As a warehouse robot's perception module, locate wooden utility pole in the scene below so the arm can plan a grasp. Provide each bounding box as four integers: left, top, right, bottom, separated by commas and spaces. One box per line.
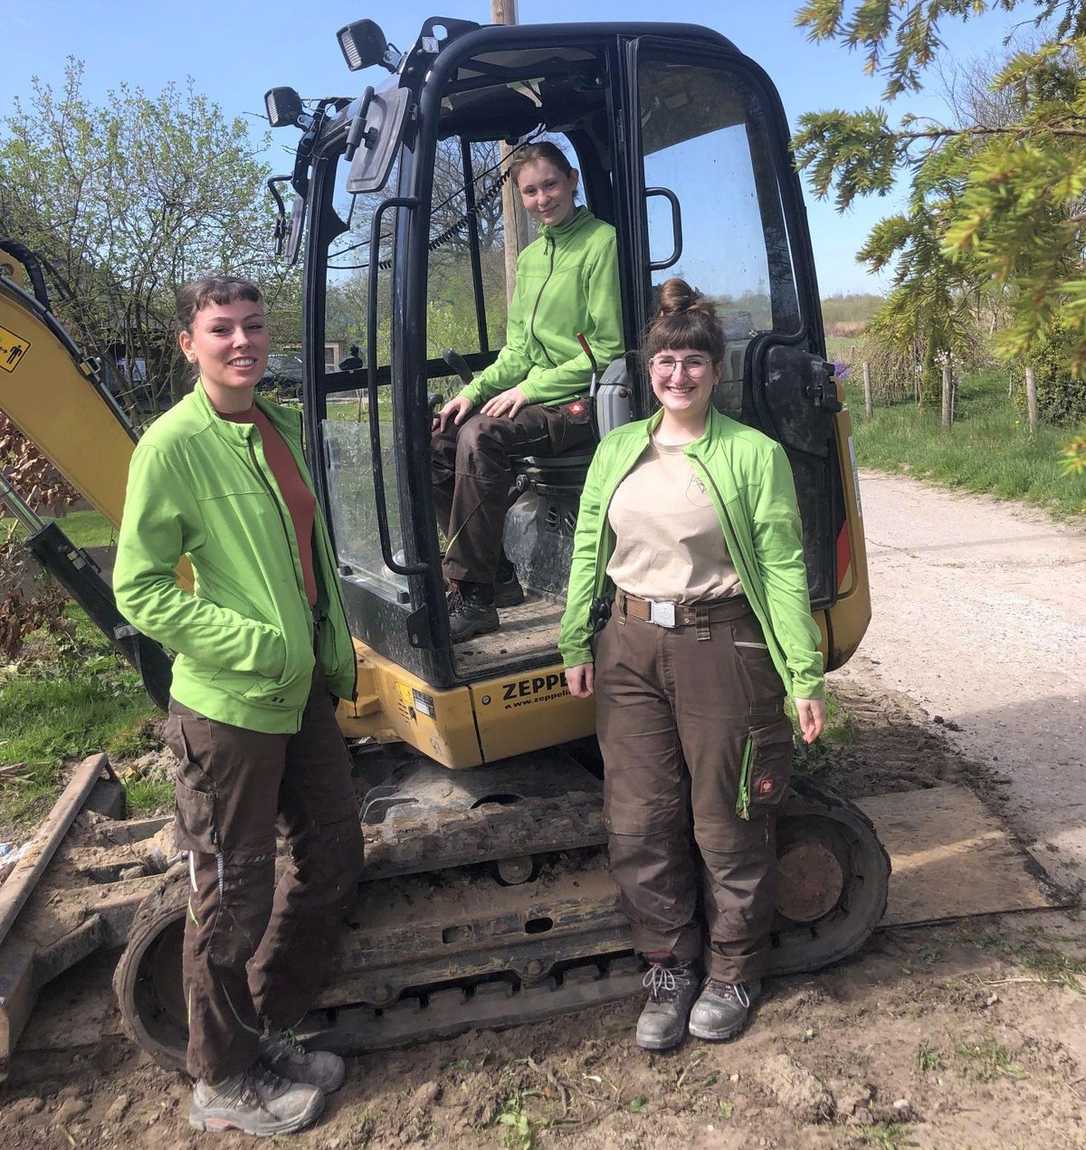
862, 362, 873, 419
941, 358, 953, 428
493, 0, 530, 304
1025, 365, 1038, 434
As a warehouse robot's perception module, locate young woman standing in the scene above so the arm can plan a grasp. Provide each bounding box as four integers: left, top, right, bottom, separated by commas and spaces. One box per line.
114, 277, 363, 1135
431, 140, 623, 641
560, 279, 826, 1051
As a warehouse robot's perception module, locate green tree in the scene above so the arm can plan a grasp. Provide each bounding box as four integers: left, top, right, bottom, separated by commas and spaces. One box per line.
0, 59, 287, 416
793, 1, 1086, 382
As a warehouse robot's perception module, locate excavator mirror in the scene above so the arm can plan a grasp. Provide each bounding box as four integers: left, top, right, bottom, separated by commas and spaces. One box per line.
264, 86, 304, 128
286, 194, 305, 266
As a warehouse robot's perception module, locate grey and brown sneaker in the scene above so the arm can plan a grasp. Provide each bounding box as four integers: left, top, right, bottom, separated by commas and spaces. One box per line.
189, 1064, 323, 1136
447, 583, 499, 642
260, 1028, 346, 1093
635, 960, 701, 1051
688, 978, 762, 1041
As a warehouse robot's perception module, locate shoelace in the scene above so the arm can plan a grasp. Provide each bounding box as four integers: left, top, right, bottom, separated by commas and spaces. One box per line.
264, 1027, 308, 1060
642, 964, 678, 1000
214, 1063, 285, 1108
707, 979, 751, 1009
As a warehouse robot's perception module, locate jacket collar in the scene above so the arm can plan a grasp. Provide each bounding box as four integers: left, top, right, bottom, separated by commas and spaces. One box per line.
192, 379, 301, 445
538, 205, 592, 243
634, 405, 724, 458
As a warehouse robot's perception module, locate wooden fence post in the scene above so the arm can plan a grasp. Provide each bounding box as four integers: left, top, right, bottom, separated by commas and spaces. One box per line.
862, 362, 872, 419
941, 359, 952, 428
1025, 365, 1038, 434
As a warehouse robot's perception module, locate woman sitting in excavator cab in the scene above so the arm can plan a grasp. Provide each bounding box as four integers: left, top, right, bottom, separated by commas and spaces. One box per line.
431, 140, 623, 642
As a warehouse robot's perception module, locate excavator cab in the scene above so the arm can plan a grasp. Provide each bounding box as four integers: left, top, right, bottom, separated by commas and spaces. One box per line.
275, 17, 870, 769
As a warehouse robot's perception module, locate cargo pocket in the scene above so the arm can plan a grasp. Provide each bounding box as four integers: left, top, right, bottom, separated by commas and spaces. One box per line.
165, 712, 219, 853
547, 399, 594, 455
735, 719, 794, 820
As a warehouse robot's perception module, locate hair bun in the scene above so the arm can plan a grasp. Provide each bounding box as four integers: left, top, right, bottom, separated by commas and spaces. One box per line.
656, 277, 708, 319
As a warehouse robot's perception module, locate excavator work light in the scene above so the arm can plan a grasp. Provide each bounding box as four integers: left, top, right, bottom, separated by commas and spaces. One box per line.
337, 19, 402, 73
265, 87, 304, 128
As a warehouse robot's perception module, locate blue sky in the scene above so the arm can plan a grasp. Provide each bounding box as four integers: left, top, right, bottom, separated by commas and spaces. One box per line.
3, 0, 1031, 294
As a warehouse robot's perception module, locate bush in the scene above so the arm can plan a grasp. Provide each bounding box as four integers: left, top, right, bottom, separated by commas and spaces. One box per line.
1011, 316, 1086, 426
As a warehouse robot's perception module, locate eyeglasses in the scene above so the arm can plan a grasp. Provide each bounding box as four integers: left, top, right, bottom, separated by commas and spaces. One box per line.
650, 355, 711, 378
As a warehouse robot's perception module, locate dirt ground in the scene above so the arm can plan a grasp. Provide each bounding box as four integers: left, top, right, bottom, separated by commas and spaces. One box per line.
3, 675, 1085, 1150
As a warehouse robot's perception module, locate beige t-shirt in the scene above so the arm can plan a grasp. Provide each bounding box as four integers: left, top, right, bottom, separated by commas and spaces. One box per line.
605, 438, 742, 603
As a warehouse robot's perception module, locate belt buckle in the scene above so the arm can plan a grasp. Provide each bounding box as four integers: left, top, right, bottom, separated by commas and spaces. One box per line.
649, 600, 677, 628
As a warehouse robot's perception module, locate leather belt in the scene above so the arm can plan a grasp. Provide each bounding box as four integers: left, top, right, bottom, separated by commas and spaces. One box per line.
614, 588, 751, 629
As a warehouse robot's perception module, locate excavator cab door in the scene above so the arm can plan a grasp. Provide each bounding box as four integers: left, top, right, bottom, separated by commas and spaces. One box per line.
626, 38, 847, 611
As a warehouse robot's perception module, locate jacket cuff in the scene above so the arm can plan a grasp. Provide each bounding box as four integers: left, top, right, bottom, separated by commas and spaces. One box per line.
561, 644, 593, 669
790, 676, 825, 701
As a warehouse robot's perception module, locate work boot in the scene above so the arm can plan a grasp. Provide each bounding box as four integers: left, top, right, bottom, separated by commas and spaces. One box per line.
188, 1064, 324, 1136
260, 1028, 346, 1093
688, 978, 762, 1042
494, 558, 525, 608
447, 582, 499, 642
635, 960, 701, 1051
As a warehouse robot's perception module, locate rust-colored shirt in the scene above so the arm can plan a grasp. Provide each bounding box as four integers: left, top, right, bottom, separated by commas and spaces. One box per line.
221, 406, 318, 606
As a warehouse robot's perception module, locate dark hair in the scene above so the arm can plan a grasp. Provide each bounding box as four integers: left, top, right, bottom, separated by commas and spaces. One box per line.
508, 141, 575, 188
176, 275, 263, 333
642, 278, 726, 366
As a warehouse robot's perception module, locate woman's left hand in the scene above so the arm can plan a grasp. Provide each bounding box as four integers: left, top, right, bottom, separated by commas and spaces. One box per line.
795, 697, 826, 744
481, 386, 530, 419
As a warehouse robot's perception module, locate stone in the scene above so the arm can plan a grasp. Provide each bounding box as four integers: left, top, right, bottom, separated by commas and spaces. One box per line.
410, 1080, 442, 1109
759, 1053, 835, 1124
892, 1098, 917, 1122
8, 1097, 45, 1118
56, 1097, 90, 1123
104, 1094, 131, 1122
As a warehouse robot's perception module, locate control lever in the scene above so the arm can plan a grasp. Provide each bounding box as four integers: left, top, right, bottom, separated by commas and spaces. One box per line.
576, 332, 601, 440
441, 347, 473, 386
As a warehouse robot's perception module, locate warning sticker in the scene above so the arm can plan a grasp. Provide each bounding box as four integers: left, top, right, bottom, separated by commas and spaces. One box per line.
0, 325, 30, 373
412, 689, 435, 718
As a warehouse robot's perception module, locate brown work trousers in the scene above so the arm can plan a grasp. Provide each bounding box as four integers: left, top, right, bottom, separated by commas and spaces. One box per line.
431, 399, 593, 585
595, 596, 793, 982
164, 668, 363, 1083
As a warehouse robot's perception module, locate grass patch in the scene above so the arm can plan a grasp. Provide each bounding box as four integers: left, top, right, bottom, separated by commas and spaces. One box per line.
955, 1037, 1025, 1082
1, 508, 115, 549
916, 1040, 943, 1074
496, 1091, 546, 1150
965, 926, 1086, 992
859, 1125, 916, 1150
124, 775, 174, 817
791, 688, 856, 774
848, 369, 1086, 518
0, 609, 158, 835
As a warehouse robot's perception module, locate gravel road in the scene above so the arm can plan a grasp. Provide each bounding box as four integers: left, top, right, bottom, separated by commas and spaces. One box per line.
830, 470, 1086, 895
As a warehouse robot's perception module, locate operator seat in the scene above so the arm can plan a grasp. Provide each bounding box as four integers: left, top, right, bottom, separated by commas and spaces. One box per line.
508, 356, 636, 499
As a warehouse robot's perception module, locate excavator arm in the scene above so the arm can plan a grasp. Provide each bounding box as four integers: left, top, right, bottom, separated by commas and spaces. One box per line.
0, 241, 172, 707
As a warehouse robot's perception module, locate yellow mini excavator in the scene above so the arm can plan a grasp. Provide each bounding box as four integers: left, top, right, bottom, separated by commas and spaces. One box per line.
0, 16, 888, 1066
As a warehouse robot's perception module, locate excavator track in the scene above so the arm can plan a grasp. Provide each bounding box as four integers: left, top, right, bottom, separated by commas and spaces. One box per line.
113, 763, 889, 1066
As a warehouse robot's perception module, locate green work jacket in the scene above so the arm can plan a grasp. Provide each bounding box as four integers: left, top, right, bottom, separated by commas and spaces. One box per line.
459, 207, 623, 408
558, 407, 825, 700
113, 382, 356, 734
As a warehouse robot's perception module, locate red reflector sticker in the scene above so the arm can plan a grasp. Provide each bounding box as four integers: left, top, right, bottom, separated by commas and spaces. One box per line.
757, 778, 775, 796
568, 401, 585, 416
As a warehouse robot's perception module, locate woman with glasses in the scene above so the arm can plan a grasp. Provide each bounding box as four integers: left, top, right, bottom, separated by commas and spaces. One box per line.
559, 277, 826, 1051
